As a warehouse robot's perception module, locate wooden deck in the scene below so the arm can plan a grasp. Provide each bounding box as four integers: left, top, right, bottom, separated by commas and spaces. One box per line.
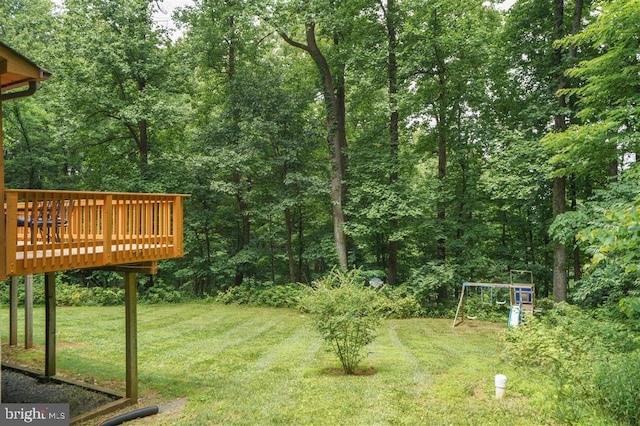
3, 189, 186, 276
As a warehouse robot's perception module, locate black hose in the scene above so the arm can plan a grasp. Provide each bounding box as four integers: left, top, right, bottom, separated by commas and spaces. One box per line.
99, 405, 159, 426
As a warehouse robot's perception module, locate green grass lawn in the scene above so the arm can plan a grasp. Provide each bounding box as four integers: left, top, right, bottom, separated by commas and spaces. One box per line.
2, 303, 556, 425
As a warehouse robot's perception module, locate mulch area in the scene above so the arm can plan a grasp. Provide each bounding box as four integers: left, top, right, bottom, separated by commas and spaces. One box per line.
1, 367, 119, 418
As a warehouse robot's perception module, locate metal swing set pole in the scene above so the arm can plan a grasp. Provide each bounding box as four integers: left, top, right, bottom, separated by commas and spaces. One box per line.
452, 282, 468, 327
452, 282, 514, 327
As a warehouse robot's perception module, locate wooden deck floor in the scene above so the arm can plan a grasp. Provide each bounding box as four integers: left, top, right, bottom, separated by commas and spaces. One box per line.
15, 242, 173, 260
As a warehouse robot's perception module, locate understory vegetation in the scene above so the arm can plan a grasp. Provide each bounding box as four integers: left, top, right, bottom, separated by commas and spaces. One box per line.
505, 304, 640, 425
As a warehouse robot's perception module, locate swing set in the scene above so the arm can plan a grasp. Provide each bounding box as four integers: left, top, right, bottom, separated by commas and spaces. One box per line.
452, 270, 535, 327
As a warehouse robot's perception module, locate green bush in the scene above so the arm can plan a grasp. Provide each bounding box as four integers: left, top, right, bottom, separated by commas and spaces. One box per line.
298, 268, 386, 374
140, 284, 183, 304
504, 303, 639, 424
56, 283, 125, 306
1, 279, 130, 307
406, 263, 456, 306
379, 284, 423, 319
90, 286, 125, 305
593, 350, 640, 425
0, 276, 46, 305
251, 283, 303, 308
57, 284, 94, 306
215, 281, 303, 308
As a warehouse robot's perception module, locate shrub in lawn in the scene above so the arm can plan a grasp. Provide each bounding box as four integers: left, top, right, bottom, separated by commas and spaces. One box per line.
298, 268, 386, 374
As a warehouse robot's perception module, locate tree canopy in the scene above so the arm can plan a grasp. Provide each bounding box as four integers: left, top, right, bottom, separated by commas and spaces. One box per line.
3, 0, 639, 311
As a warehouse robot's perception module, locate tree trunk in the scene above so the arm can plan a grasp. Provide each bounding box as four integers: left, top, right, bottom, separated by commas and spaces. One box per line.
138, 118, 149, 167
433, 9, 447, 262
10, 105, 40, 188
297, 207, 305, 282
227, 11, 250, 286
551, 0, 585, 302
553, 177, 567, 302
280, 23, 349, 269
551, 0, 568, 302
137, 77, 149, 168
285, 207, 296, 283
385, 0, 399, 284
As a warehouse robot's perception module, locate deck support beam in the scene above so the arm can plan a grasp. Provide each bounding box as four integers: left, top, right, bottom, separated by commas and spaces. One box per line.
125, 272, 138, 402
1, 99, 5, 282
9, 276, 18, 345
44, 272, 56, 377
25, 274, 33, 349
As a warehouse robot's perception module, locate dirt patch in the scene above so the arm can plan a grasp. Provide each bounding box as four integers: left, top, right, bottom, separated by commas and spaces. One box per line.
321, 367, 377, 376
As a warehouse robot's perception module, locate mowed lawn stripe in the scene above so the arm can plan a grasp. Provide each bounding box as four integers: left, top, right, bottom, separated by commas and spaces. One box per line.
187, 324, 325, 424
2, 304, 557, 425
139, 306, 311, 397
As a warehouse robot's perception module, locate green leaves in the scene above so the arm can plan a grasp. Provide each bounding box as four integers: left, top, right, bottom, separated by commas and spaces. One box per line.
546, 0, 640, 178
542, 120, 619, 178
298, 268, 385, 374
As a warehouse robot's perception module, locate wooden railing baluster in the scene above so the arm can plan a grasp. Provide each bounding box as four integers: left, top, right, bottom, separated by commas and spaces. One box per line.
4, 190, 186, 276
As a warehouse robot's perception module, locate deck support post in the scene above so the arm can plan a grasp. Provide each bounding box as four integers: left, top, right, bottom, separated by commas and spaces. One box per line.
9, 276, 18, 345
44, 272, 56, 377
125, 272, 138, 402
1, 100, 5, 282
24, 274, 33, 349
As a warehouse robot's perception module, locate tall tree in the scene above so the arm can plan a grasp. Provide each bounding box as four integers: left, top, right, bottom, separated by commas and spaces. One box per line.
56, 0, 180, 191
178, 0, 331, 288
179, 0, 256, 286
545, 0, 639, 303
274, 0, 351, 269
383, 0, 400, 284
403, 0, 499, 265
0, 0, 61, 190
550, 0, 585, 302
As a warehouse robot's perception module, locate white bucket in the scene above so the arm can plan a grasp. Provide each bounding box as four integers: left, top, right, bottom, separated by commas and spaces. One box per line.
495, 374, 507, 399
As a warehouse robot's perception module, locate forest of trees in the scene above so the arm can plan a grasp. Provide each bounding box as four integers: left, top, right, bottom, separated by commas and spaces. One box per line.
2, 0, 639, 312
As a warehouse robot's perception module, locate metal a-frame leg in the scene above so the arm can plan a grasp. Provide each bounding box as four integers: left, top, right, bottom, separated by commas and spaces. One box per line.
452, 284, 466, 327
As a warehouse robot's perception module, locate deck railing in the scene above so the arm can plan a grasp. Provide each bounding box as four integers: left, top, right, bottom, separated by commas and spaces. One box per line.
4, 190, 185, 276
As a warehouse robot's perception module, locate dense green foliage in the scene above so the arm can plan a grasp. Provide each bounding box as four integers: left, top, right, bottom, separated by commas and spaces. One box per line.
298, 269, 386, 374
505, 304, 640, 424
0, 275, 184, 305
215, 282, 304, 308
2, 0, 640, 318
